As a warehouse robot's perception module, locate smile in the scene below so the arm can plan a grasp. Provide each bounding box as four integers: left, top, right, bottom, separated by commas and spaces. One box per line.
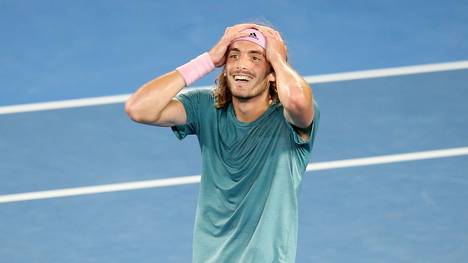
233, 75, 253, 82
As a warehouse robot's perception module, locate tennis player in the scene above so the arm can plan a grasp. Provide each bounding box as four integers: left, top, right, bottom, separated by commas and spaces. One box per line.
125, 23, 319, 263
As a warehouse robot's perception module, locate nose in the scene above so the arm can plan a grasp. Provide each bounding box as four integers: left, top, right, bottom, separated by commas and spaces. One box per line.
234, 54, 250, 70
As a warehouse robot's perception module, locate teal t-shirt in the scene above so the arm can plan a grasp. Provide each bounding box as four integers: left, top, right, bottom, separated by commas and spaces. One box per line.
172, 89, 319, 263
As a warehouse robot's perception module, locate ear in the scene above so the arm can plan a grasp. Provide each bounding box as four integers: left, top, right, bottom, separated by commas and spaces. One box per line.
267, 71, 275, 82
223, 68, 227, 77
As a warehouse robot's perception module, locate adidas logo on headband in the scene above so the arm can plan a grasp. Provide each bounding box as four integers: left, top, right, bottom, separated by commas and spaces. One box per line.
233, 28, 266, 49
249, 32, 258, 40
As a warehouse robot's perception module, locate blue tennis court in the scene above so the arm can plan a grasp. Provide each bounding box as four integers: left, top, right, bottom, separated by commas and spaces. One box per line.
1, 1, 467, 262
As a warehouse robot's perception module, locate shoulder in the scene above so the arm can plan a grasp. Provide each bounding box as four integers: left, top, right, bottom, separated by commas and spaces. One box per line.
176, 88, 215, 107
179, 88, 213, 99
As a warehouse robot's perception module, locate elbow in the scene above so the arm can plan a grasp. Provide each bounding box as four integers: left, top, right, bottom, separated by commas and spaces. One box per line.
124, 101, 140, 122
124, 100, 154, 123
125, 96, 164, 124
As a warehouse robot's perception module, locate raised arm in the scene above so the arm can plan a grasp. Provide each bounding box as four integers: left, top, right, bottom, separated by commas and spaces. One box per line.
125, 70, 187, 127
125, 23, 256, 127
257, 26, 315, 136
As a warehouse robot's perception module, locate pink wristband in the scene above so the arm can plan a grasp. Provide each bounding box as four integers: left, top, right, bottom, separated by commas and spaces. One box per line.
176, 52, 215, 86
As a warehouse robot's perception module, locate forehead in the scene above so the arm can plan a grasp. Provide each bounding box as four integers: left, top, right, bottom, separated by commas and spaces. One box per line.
228, 40, 265, 54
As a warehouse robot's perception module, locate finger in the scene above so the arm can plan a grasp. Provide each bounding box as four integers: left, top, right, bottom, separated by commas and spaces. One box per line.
273, 31, 281, 39
215, 31, 250, 52
260, 29, 279, 44
275, 32, 286, 45
256, 26, 275, 36
225, 31, 251, 42
224, 24, 254, 40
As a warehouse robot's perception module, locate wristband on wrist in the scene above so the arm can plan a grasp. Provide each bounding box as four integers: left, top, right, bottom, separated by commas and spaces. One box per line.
176, 52, 215, 86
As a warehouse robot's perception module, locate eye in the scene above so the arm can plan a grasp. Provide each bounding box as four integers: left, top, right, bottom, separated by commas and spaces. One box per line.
228, 53, 239, 59
252, 56, 261, 62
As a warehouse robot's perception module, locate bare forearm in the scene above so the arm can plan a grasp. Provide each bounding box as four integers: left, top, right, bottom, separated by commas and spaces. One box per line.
125, 70, 185, 123
271, 57, 314, 128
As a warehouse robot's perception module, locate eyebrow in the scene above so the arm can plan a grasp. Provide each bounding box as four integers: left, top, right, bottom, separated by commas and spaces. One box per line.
228, 48, 265, 56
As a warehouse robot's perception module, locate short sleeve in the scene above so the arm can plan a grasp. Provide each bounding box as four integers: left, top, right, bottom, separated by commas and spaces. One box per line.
171, 89, 203, 140
287, 100, 320, 147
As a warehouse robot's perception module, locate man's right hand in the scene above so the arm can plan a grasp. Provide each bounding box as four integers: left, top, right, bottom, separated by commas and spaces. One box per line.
208, 23, 258, 67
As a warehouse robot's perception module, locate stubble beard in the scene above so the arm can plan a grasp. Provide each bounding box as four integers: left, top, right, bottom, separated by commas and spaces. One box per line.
229, 78, 270, 102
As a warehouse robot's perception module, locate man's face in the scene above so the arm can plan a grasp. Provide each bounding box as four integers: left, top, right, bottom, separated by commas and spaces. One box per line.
225, 40, 272, 100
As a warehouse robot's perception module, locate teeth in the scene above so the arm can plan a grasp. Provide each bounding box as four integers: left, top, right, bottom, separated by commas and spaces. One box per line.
234, 75, 250, 81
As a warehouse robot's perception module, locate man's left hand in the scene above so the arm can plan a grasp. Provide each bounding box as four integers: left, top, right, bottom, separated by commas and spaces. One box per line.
256, 26, 288, 63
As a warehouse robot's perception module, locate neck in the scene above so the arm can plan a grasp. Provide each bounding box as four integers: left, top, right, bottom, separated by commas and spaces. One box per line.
231, 90, 271, 123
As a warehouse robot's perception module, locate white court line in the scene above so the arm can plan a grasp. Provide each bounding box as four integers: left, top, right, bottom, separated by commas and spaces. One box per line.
304, 60, 468, 83
1, 60, 468, 115
0, 94, 131, 115
1, 146, 468, 204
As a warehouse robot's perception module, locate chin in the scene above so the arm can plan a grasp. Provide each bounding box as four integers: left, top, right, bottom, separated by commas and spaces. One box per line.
230, 89, 250, 100
231, 88, 267, 101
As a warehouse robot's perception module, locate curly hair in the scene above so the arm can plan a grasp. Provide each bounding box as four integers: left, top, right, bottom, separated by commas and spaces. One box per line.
213, 69, 278, 109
